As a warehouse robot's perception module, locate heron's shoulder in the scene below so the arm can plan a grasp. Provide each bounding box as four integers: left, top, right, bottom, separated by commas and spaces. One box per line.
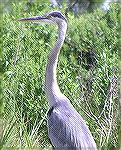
47, 106, 54, 117
47, 99, 75, 118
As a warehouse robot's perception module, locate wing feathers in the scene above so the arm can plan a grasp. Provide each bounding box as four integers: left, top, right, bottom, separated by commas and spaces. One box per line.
47, 101, 97, 149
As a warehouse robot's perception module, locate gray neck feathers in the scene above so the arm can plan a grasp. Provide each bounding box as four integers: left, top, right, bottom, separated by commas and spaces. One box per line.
45, 21, 67, 107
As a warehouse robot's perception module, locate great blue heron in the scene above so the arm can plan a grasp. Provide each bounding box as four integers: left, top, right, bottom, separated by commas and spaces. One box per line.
19, 11, 97, 150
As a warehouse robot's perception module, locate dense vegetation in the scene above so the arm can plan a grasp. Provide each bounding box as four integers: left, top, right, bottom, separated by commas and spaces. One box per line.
1, 1, 120, 150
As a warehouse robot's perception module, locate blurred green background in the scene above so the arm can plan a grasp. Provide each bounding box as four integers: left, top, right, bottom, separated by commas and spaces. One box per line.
1, 0, 121, 150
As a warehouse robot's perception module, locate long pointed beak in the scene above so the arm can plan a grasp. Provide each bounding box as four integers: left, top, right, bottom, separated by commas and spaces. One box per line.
18, 16, 47, 22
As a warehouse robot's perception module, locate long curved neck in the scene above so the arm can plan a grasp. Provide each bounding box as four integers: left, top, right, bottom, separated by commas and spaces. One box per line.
45, 21, 67, 107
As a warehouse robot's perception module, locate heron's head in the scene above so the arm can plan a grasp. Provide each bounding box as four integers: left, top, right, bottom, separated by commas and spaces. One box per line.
18, 11, 67, 25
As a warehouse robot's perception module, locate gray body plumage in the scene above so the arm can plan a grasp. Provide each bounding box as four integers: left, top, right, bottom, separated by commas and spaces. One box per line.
47, 96, 97, 150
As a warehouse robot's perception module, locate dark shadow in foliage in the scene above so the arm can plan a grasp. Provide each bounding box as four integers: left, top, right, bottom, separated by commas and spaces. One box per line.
78, 50, 97, 71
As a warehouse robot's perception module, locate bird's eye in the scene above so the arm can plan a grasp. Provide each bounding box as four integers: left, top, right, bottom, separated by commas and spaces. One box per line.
46, 15, 52, 19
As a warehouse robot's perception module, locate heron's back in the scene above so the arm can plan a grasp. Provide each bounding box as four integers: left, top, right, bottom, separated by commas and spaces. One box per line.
47, 99, 97, 150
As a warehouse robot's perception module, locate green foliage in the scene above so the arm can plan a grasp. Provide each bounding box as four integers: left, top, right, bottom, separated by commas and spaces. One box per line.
1, 1, 120, 150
